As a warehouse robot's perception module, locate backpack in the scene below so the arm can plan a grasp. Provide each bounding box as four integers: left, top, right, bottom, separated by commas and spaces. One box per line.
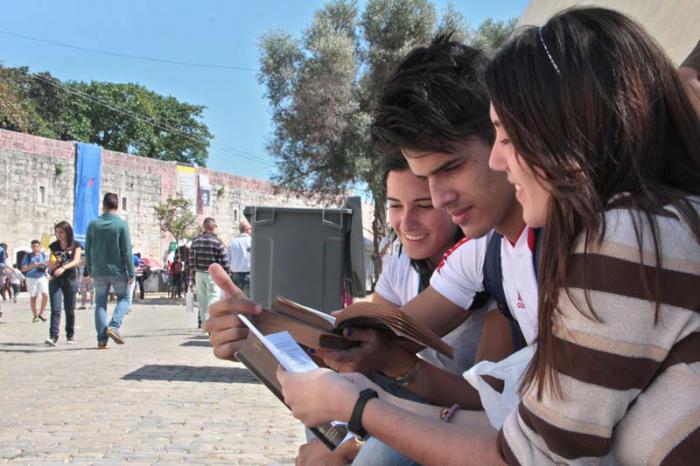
482, 228, 542, 351
23, 251, 47, 272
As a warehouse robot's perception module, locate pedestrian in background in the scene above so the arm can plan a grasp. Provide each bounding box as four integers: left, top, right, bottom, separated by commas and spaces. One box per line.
21, 240, 49, 323
189, 218, 229, 328
45, 221, 82, 346
227, 219, 252, 295
7, 266, 24, 302
77, 257, 94, 310
85, 192, 134, 349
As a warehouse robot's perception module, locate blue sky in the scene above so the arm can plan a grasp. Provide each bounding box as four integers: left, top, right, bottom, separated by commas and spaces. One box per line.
1, 0, 527, 181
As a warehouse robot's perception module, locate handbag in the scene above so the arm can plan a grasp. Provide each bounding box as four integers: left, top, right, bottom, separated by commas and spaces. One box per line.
462, 344, 536, 429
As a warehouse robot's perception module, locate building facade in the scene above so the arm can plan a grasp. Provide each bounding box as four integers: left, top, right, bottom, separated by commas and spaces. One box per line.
0, 128, 328, 264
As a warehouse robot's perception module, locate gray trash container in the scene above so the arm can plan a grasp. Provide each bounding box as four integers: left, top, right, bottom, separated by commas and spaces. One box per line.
244, 206, 357, 312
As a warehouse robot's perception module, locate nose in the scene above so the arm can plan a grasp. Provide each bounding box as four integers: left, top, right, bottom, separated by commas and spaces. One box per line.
400, 206, 421, 231
428, 178, 457, 210
489, 143, 507, 173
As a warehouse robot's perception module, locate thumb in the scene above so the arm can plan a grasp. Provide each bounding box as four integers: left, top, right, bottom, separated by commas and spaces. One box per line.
208, 263, 241, 299
275, 364, 288, 385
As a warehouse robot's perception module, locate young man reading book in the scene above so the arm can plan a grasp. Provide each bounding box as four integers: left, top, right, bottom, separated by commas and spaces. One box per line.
206, 35, 544, 466
206, 31, 541, 413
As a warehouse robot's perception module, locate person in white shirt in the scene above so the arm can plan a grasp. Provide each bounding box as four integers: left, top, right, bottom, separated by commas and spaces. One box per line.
227, 219, 252, 294
295, 152, 504, 466
374, 156, 490, 374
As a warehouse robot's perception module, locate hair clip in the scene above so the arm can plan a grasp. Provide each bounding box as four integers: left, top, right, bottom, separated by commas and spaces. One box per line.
539, 26, 562, 77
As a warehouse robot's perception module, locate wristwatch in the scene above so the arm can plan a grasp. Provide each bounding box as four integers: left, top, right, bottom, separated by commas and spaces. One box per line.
347, 388, 378, 440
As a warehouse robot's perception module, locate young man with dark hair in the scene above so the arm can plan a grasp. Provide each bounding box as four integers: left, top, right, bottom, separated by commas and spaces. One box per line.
85, 192, 134, 348
188, 217, 229, 329
21, 239, 49, 322
206, 35, 538, 464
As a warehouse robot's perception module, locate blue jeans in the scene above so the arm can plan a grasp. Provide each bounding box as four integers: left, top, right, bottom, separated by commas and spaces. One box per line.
93, 275, 129, 344
352, 437, 420, 466
349, 374, 424, 466
48, 277, 77, 341
127, 279, 136, 308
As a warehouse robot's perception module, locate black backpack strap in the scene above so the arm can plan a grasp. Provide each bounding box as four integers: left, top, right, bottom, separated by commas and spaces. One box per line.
482, 233, 511, 319
532, 227, 543, 279
482, 232, 526, 351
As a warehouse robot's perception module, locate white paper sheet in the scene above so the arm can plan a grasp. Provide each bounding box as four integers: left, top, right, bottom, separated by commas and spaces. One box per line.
239, 314, 318, 373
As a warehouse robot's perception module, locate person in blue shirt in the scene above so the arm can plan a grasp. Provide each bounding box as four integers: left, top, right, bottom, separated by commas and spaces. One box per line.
21, 240, 49, 322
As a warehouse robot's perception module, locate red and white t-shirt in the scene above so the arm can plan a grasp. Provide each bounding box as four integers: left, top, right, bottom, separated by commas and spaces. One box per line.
375, 251, 490, 375
430, 227, 539, 344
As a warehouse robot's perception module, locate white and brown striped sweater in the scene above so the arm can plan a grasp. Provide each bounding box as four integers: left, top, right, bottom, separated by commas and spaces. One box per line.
498, 202, 700, 465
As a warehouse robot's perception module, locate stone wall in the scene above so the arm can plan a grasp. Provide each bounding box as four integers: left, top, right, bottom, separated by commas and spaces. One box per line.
0, 129, 347, 265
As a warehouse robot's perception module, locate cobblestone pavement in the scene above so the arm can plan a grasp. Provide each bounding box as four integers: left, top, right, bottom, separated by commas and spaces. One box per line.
0, 295, 305, 465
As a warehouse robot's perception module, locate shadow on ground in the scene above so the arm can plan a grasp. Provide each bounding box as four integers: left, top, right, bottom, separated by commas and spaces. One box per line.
122, 364, 260, 384
181, 340, 211, 347
130, 295, 186, 306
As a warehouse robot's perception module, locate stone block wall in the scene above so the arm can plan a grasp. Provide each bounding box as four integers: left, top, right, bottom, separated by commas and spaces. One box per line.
0, 128, 340, 265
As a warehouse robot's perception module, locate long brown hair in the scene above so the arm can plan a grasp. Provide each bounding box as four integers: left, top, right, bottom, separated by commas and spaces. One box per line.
54, 221, 75, 249
486, 8, 700, 398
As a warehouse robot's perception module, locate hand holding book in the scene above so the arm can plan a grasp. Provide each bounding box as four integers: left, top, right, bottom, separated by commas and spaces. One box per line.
205, 263, 263, 361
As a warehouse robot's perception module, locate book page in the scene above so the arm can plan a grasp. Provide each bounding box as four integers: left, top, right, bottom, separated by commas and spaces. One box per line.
274, 297, 337, 326
240, 314, 318, 373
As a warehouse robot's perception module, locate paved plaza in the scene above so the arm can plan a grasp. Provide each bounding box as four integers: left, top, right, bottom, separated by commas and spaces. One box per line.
0, 296, 305, 465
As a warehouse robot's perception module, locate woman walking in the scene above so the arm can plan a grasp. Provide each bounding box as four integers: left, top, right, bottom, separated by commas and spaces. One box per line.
45, 221, 82, 346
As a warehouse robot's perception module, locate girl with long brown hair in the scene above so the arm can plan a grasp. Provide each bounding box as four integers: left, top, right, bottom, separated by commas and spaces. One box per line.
274, 7, 699, 466
46, 221, 82, 346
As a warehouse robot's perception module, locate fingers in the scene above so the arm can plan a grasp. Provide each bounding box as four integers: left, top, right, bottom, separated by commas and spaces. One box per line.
208, 263, 241, 299
208, 324, 249, 346
212, 341, 242, 361
340, 327, 380, 343
207, 295, 261, 318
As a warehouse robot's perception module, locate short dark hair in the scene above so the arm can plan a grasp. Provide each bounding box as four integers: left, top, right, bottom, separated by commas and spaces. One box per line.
381, 152, 410, 189
31, 239, 40, 246
103, 192, 119, 210
203, 217, 217, 231
372, 33, 494, 157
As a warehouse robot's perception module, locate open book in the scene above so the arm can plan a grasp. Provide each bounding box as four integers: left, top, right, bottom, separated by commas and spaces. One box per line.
248, 297, 454, 358
235, 315, 349, 450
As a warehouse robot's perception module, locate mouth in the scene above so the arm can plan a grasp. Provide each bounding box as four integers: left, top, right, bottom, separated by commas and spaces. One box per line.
448, 206, 473, 225
401, 232, 429, 242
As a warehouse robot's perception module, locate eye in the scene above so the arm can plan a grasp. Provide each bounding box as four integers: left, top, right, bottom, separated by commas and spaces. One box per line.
417, 204, 433, 210
388, 204, 402, 209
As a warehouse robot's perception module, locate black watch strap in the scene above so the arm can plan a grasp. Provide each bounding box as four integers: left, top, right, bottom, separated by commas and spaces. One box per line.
347, 388, 378, 440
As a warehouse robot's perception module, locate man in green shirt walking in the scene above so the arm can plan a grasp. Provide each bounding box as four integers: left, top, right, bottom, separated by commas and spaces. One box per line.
85, 192, 134, 349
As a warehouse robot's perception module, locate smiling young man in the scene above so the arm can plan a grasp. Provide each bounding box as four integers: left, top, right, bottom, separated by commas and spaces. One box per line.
206, 34, 537, 386
204, 34, 543, 465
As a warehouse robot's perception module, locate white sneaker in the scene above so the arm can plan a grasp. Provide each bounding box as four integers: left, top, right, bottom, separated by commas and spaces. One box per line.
66, 338, 75, 345
44, 338, 57, 347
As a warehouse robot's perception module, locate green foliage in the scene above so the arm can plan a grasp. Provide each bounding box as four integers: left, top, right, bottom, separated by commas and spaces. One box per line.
258, 0, 516, 285
0, 64, 212, 166
153, 196, 198, 246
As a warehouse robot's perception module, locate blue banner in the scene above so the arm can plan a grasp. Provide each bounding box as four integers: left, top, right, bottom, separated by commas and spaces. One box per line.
73, 143, 102, 245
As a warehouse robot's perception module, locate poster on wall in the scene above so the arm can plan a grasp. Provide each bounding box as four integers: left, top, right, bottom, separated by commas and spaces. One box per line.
73, 142, 102, 245
176, 164, 197, 214
199, 174, 211, 207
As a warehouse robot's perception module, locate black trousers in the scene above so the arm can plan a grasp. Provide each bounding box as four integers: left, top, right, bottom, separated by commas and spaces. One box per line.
49, 277, 77, 340
136, 276, 147, 300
